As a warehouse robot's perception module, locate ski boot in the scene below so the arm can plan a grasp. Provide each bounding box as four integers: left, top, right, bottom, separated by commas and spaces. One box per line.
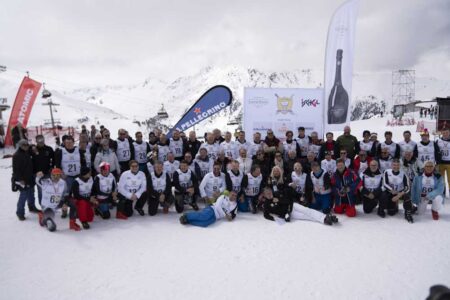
135, 208, 145, 216
432, 210, 439, 220
179, 214, 188, 225
81, 222, 90, 229
324, 214, 334, 225
405, 210, 414, 223
116, 211, 128, 220
69, 219, 81, 231
46, 218, 57, 232
38, 212, 45, 226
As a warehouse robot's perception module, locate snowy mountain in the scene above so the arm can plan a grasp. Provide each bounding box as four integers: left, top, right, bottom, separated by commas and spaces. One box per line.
1, 65, 450, 137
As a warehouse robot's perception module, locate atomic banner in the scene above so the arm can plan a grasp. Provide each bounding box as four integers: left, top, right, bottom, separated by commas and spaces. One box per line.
5, 76, 42, 146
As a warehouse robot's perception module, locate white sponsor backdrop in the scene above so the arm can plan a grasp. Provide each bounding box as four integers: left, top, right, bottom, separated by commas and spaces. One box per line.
243, 88, 324, 141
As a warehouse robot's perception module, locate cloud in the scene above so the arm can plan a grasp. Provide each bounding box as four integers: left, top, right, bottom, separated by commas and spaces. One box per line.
0, 0, 448, 86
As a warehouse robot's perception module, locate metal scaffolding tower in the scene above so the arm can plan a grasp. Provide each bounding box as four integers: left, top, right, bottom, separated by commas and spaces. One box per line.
392, 70, 415, 105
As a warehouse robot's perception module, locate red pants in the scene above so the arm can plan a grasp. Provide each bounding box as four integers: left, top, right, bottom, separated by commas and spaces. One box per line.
76, 199, 94, 222
334, 203, 356, 217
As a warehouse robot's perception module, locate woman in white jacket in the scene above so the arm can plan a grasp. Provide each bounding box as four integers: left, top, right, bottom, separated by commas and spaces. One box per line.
94, 139, 121, 179
179, 190, 238, 227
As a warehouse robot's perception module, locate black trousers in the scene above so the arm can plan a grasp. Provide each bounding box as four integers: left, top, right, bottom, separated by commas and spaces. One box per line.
57, 197, 77, 219
135, 193, 174, 216
379, 191, 413, 215
118, 193, 148, 217
363, 196, 378, 214
174, 193, 199, 213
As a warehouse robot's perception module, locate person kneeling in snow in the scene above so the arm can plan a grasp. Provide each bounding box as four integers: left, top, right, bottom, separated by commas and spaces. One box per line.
36, 168, 81, 232
331, 159, 361, 217
263, 187, 337, 225
91, 162, 118, 219
72, 166, 95, 229
412, 161, 445, 220
117, 160, 147, 219
381, 159, 414, 222
179, 190, 238, 227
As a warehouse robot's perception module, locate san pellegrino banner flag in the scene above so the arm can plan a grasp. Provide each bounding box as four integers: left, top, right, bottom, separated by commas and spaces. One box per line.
5, 76, 42, 146
168, 85, 233, 137
324, 0, 359, 132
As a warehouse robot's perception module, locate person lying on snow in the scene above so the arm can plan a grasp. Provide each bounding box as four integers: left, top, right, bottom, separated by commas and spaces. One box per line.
36, 168, 81, 232
179, 190, 238, 227
262, 187, 337, 225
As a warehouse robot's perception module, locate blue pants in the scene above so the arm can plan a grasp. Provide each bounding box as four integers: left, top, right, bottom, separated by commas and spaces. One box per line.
65, 176, 77, 195
311, 193, 331, 214
16, 187, 36, 217
185, 206, 216, 227
238, 196, 256, 212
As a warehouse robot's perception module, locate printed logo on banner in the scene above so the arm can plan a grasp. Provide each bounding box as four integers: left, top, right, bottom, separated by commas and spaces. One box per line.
275, 122, 293, 141
252, 122, 272, 132
301, 98, 320, 108
275, 94, 294, 115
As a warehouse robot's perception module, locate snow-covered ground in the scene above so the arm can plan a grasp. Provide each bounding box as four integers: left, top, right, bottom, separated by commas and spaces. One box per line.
0, 156, 449, 300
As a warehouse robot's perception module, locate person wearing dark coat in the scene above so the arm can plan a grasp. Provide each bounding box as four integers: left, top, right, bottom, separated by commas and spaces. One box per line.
267, 166, 292, 220
31, 135, 55, 205
11, 123, 27, 148
13, 139, 40, 220
252, 150, 271, 182
319, 132, 338, 161
184, 131, 202, 158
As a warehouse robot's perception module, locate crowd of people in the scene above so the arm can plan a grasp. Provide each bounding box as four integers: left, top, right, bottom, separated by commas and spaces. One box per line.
11, 124, 450, 231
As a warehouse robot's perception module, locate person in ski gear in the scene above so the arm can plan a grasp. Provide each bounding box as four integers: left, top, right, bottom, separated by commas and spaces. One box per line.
262, 187, 337, 225
36, 168, 81, 231
199, 162, 226, 205
13, 139, 40, 220
116, 128, 135, 173
331, 159, 362, 217
172, 160, 200, 213
381, 159, 414, 223
91, 162, 117, 219
411, 161, 445, 221
142, 160, 174, 215
179, 190, 238, 228
117, 160, 147, 219
72, 166, 95, 229
360, 160, 383, 214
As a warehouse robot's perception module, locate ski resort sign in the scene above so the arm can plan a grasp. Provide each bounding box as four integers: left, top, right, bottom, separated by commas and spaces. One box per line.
243, 88, 324, 141
168, 85, 233, 137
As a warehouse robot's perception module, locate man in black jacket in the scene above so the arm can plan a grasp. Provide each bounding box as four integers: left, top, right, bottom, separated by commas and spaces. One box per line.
13, 139, 40, 220
184, 131, 201, 158
31, 135, 55, 205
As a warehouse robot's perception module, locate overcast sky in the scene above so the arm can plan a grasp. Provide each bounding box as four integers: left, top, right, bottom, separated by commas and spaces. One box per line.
0, 0, 449, 87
